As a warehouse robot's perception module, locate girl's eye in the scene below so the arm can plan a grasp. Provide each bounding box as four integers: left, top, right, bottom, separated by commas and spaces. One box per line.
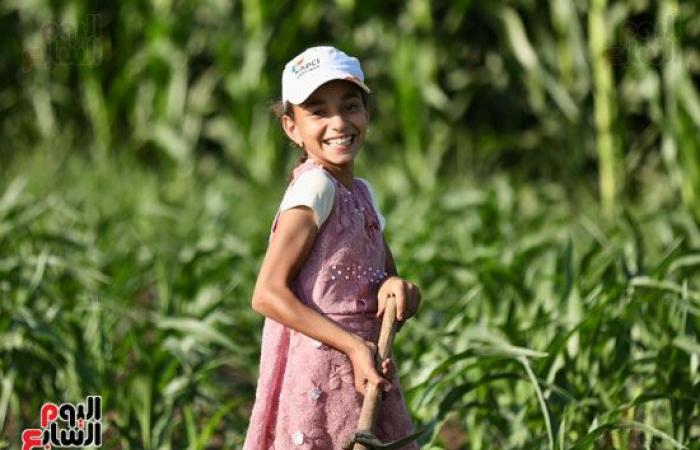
345, 103, 361, 112
311, 110, 325, 117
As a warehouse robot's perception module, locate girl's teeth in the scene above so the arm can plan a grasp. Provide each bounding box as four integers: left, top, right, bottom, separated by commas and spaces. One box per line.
326, 136, 353, 146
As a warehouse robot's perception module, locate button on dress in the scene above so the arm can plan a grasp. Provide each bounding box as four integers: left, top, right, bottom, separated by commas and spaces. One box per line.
243, 159, 419, 449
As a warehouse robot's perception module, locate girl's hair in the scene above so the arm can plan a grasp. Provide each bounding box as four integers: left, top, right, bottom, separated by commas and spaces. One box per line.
270, 89, 373, 182
270, 101, 307, 182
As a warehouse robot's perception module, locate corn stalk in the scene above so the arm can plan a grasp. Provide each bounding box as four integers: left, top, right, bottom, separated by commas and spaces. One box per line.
589, 0, 619, 218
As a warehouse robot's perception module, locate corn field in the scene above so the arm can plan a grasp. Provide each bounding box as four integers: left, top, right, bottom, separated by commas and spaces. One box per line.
1, 0, 699, 449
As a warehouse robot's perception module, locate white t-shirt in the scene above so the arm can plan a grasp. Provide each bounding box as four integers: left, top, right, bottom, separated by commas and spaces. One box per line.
279, 168, 386, 231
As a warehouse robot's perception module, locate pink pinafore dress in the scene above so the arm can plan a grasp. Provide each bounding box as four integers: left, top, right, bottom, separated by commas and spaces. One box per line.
243, 159, 418, 449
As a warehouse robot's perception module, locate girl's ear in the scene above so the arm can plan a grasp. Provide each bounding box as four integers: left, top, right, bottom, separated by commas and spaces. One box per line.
281, 114, 303, 147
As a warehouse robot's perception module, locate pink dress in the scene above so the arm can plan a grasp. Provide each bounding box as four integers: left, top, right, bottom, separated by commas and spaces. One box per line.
243, 159, 419, 449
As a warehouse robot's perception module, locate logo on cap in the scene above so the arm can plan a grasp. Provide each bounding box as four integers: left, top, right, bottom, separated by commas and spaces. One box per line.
290, 57, 321, 78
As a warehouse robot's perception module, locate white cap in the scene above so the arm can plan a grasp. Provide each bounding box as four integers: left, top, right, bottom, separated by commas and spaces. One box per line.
282, 46, 371, 105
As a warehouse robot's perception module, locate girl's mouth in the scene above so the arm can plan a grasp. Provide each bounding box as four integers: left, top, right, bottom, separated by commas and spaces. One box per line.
324, 135, 355, 147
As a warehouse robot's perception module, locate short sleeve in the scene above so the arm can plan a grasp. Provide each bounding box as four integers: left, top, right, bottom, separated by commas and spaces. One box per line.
279, 169, 336, 228
357, 178, 386, 232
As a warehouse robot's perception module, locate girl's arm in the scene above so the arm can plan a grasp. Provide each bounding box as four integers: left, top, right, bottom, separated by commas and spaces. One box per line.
382, 237, 399, 277
251, 206, 391, 394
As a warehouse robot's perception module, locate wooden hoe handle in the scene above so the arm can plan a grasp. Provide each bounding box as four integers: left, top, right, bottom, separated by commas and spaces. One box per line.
353, 296, 398, 450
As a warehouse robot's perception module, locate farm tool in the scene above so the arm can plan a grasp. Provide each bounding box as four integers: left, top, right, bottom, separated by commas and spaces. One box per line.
342, 295, 428, 450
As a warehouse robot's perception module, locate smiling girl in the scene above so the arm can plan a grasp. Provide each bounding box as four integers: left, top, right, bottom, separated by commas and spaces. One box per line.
242, 46, 421, 450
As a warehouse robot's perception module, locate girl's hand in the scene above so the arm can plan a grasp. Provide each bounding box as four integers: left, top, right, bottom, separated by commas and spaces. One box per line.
347, 339, 392, 395
380, 355, 395, 380
377, 276, 422, 326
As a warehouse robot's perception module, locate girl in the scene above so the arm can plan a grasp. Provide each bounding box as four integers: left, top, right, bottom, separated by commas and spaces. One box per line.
243, 46, 421, 450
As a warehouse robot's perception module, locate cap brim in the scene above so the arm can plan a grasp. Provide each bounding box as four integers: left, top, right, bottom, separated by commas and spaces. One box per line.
285, 70, 371, 105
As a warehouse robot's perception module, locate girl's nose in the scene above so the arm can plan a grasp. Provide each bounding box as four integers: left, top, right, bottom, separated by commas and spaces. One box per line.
328, 111, 349, 130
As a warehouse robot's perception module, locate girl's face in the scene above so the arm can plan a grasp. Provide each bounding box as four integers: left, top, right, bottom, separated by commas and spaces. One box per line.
282, 80, 369, 170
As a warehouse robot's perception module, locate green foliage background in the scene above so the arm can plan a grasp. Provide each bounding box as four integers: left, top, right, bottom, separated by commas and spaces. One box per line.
1, 0, 699, 448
